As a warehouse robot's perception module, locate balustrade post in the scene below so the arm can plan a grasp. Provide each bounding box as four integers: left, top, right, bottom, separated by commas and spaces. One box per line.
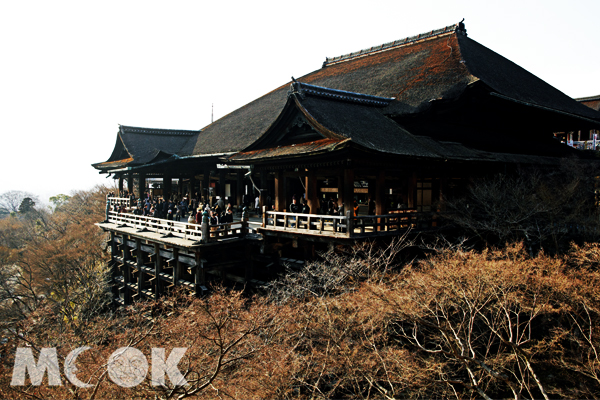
201, 209, 209, 244
105, 198, 110, 222
346, 210, 354, 237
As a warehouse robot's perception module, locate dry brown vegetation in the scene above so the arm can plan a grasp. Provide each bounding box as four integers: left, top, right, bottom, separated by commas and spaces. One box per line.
1, 185, 600, 399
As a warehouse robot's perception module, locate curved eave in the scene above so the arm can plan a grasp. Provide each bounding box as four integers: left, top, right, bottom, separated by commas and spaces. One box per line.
226, 138, 350, 164
92, 157, 135, 172
490, 92, 600, 126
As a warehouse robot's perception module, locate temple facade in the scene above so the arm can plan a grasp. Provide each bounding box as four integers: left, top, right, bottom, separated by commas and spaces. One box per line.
93, 22, 600, 302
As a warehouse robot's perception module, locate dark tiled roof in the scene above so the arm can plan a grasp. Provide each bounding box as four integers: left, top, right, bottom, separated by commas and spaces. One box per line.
323, 24, 461, 67
457, 35, 600, 121
292, 81, 395, 106
227, 138, 346, 162
293, 84, 439, 158
95, 22, 600, 172
92, 125, 200, 171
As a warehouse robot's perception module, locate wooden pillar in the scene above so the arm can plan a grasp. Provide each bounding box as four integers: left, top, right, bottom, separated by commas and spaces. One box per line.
337, 175, 344, 207
172, 248, 180, 286
218, 170, 226, 200
375, 170, 385, 215
110, 232, 119, 298
306, 170, 318, 214
163, 175, 172, 201
407, 172, 417, 209
194, 251, 205, 297
138, 172, 146, 200
375, 170, 385, 232
343, 168, 354, 216
260, 171, 268, 210
127, 172, 134, 196
236, 171, 244, 208
203, 171, 211, 203
122, 236, 132, 305
274, 170, 284, 211
118, 176, 124, 196
188, 175, 196, 198
154, 243, 162, 297
178, 177, 183, 198
136, 238, 144, 299
244, 245, 253, 282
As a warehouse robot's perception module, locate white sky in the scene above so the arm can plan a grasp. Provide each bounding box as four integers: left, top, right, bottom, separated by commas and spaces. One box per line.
1, 0, 598, 204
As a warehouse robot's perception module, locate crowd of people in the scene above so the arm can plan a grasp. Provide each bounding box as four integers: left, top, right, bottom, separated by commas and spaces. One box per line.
106, 190, 238, 227
106, 189, 382, 228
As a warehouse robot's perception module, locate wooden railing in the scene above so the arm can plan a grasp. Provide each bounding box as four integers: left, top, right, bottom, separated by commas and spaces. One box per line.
262, 209, 436, 238
107, 211, 248, 243
108, 197, 131, 209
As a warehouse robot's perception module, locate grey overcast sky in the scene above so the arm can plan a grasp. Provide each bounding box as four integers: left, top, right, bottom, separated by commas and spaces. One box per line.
1, 0, 598, 203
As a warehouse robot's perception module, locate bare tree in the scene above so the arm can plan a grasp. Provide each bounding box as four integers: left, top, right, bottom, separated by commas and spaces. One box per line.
442, 162, 600, 253
0, 191, 39, 215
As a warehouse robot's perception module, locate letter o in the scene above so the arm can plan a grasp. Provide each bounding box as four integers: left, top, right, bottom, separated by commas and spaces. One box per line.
107, 347, 148, 388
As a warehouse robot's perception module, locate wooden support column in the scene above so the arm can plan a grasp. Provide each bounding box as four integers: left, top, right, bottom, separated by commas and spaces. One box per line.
194, 251, 205, 297
343, 168, 354, 216
260, 171, 268, 210
110, 232, 119, 298
178, 177, 184, 198
218, 170, 226, 200
138, 172, 146, 200
163, 175, 172, 201
136, 238, 144, 298
274, 170, 284, 211
236, 171, 244, 208
154, 243, 162, 297
337, 175, 344, 207
305, 170, 318, 214
127, 172, 134, 196
188, 175, 196, 198
118, 176, 124, 196
203, 172, 211, 203
244, 245, 253, 282
172, 248, 180, 286
122, 236, 132, 305
375, 170, 385, 215
407, 172, 417, 209
375, 170, 385, 232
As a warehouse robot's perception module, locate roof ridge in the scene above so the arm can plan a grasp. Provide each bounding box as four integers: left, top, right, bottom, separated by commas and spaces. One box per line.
322, 22, 465, 68
290, 81, 395, 107
575, 95, 600, 102
120, 125, 200, 136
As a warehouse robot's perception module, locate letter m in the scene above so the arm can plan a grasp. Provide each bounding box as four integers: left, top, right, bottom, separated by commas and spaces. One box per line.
11, 348, 62, 386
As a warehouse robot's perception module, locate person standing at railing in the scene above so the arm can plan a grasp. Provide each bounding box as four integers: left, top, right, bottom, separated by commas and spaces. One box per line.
195, 207, 202, 224
290, 195, 301, 213
301, 197, 310, 214
223, 207, 234, 223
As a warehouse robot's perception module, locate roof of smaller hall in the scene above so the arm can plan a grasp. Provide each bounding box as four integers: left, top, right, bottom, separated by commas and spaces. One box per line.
92, 125, 199, 171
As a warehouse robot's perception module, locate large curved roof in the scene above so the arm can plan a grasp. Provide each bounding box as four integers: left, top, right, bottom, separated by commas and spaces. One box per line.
94, 22, 600, 171
180, 22, 599, 158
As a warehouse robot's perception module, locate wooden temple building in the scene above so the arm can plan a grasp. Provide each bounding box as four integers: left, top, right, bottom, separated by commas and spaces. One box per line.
93, 22, 600, 302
